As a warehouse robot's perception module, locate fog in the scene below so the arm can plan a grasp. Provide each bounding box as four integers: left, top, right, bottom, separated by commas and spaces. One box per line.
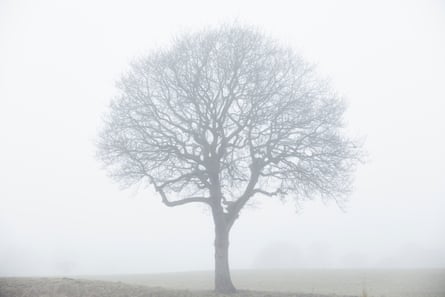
1, 0, 444, 277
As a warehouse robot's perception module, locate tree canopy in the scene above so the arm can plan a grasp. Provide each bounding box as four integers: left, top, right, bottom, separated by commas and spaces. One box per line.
97, 25, 362, 293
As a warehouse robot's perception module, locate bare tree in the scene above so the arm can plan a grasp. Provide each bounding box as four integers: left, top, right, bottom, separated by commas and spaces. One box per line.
97, 25, 362, 294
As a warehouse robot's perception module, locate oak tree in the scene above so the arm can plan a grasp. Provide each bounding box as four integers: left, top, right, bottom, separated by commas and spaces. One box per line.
97, 25, 362, 293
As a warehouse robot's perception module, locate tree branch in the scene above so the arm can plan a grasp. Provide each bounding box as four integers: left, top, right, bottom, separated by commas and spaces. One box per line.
154, 184, 210, 207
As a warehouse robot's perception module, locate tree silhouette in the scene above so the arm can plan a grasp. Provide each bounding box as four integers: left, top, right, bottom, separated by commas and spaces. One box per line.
97, 25, 362, 293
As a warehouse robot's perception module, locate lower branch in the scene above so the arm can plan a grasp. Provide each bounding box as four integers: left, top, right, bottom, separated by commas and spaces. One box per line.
155, 186, 210, 207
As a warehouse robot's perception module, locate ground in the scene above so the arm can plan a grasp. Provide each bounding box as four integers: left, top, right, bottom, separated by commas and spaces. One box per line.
0, 277, 351, 297
89, 269, 445, 297
1, 269, 444, 297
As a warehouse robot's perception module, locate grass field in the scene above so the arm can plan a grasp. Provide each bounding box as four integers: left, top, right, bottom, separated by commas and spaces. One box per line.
1, 269, 444, 297
0, 277, 349, 297
90, 269, 445, 297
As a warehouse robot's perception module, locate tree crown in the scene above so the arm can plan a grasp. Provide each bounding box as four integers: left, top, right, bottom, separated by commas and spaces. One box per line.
98, 25, 362, 216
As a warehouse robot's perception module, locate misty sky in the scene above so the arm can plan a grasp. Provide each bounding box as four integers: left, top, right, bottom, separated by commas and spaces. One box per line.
1, 0, 444, 276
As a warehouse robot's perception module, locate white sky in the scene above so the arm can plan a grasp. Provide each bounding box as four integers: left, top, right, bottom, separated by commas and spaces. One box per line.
0, 0, 444, 276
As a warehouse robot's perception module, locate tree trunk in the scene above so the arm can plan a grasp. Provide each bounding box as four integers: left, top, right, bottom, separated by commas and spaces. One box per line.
214, 219, 236, 294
